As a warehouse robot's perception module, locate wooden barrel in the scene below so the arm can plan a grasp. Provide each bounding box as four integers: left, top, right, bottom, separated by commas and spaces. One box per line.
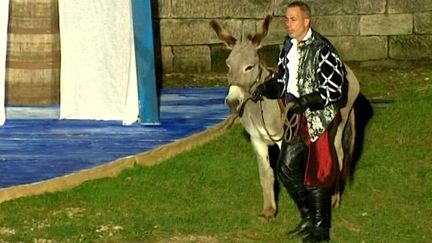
6, 0, 60, 105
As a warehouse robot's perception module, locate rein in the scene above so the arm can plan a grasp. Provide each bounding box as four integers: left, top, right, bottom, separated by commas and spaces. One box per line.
235, 69, 300, 144
281, 103, 300, 144
237, 96, 300, 144
257, 101, 300, 144
237, 67, 263, 117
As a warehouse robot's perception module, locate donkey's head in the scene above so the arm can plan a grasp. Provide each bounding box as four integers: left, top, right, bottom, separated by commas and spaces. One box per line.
210, 15, 272, 114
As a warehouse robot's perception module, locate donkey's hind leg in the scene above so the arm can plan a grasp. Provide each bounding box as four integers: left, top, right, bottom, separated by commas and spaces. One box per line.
251, 137, 277, 221
332, 108, 357, 208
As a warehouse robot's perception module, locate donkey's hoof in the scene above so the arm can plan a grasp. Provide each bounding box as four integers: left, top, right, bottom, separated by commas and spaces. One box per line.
258, 214, 276, 223
258, 209, 276, 222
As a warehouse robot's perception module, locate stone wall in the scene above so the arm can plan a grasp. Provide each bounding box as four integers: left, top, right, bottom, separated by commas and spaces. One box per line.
154, 0, 432, 75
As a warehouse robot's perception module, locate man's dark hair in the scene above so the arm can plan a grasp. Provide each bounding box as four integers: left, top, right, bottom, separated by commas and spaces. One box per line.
288, 1, 312, 18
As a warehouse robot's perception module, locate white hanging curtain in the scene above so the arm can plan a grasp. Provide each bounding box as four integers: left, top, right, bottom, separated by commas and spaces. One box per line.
0, 0, 9, 126
58, 0, 138, 125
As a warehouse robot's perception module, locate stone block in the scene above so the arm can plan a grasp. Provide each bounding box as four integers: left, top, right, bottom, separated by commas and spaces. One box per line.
265, 17, 287, 45
239, 19, 259, 41
313, 15, 360, 36
414, 12, 432, 34
154, 0, 170, 18
388, 0, 432, 14
275, 0, 346, 16
210, 44, 231, 73
160, 19, 242, 45
328, 36, 388, 61
171, 0, 273, 18
343, 0, 386, 14
360, 14, 413, 36
258, 44, 281, 68
390, 35, 432, 59
160, 46, 173, 73
172, 45, 211, 73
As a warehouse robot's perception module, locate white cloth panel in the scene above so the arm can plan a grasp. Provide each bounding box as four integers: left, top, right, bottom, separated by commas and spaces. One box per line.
0, 0, 9, 126
58, 0, 138, 125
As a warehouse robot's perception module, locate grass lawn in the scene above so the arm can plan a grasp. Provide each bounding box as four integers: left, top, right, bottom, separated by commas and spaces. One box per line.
0, 62, 431, 242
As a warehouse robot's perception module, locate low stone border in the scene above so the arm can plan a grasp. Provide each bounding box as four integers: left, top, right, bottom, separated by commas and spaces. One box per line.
0, 115, 237, 203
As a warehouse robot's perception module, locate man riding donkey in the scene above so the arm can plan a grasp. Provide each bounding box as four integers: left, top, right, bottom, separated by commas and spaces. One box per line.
251, 1, 353, 242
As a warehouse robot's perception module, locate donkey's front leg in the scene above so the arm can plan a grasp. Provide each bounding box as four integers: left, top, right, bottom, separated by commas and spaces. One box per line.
251, 137, 277, 221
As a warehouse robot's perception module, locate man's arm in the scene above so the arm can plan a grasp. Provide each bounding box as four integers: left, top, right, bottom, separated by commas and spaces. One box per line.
315, 47, 345, 106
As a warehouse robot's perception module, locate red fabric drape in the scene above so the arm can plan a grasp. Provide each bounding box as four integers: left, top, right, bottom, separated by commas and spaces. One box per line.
300, 117, 337, 188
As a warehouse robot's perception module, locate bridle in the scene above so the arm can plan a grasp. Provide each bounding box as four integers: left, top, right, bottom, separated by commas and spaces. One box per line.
236, 65, 262, 117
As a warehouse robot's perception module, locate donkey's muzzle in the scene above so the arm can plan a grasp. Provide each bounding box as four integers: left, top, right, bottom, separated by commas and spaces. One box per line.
225, 85, 245, 116
225, 97, 240, 114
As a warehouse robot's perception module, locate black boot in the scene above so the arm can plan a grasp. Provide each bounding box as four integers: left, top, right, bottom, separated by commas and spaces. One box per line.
286, 184, 314, 237
276, 141, 313, 237
302, 186, 331, 243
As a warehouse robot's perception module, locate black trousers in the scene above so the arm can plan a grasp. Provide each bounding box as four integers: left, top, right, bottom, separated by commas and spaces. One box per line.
277, 140, 308, 194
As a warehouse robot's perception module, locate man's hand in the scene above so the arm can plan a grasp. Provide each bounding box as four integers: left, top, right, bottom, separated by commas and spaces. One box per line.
251, 83, 267, 102
289, 97, 307, 114
250, 77, 285, 102
289, 92, 326, 114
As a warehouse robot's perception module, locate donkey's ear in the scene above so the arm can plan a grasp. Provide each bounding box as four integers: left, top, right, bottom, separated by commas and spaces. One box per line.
251, 15, 272, 48
210, 20, 237, 49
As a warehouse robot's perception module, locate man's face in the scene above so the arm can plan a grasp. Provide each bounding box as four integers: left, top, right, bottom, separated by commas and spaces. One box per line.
285, 6, 310, 41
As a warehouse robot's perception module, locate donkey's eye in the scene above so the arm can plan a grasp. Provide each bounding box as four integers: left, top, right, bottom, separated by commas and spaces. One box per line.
244, 64, 255, 72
